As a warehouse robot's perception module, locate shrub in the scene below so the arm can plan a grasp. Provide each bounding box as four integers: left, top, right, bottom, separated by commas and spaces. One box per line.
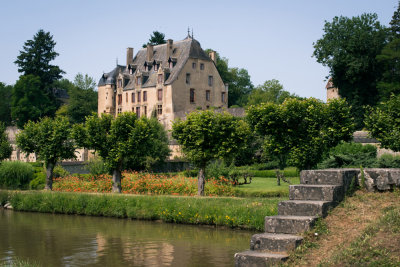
53, 165, 70, 178
182, 168, 198, 178
376, 154, 400, 168
205, 160, 231, 180
0, 161, 34, 189
84, 157, 108, 176
29, 172, 46, 190
318, 142, 377, 168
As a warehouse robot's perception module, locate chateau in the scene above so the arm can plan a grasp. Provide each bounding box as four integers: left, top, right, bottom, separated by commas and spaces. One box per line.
97, 34, 228, 130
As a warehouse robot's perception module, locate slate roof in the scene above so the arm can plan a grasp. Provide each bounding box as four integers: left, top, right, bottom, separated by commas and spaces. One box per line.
98, 37, 212, 89
353, 131, 379, 144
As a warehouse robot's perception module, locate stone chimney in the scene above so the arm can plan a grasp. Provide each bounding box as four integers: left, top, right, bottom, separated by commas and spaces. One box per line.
126, 47, 134, 66
209, 51, 216, 63
166, 39, 173, 60
147, 44, 153, 62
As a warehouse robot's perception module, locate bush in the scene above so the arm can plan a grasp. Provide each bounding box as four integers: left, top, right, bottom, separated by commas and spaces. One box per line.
0, 161, 34, 189
182, 168, 199, 178
247, 161, 280, 170
205, 160, 231, 180
376, 154, 400, 168
29, 172, 46, 190
318, 142, 377, 168
53, 165, 70, 178
85, 157, 108, 176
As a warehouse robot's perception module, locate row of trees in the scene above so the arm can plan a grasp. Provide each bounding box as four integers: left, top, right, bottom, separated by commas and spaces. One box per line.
313, 2, 400, 128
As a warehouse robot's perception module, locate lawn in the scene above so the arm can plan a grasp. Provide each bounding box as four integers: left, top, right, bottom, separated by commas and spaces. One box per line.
234, 176, 300, 198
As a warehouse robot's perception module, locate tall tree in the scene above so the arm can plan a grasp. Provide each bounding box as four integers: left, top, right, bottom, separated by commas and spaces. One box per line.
172, 110, 250, 196
247, 79, 298, 106
142, 31, 166, 48
16, 117, 76, 190
12, 75, 56, 128
0, 82, 12, 126
74, 113, 170, 193
313, 14, 387, 128
0, 122, 12, 161
15, 29, 64, 87
205, 49, 254, 107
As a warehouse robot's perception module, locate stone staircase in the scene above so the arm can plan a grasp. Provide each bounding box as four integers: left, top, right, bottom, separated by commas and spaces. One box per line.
234, 169, 359, 266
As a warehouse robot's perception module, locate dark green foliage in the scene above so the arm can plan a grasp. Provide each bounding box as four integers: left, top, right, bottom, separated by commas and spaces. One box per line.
365, 94, 400, 152
68, 74, 97, 124
313, 14, 387, 128
142, 31, 166, 48
84, 157, 108, 176
0, 161, 34, 189
0, 82, 12, 126
247, 79, 299, 106
376, 154, 400, 168
0, 123, 12, 161
53, 165, 70, 178
205, 160, 231, 180
318, 142, 377, 168
12, 75, 57, 128
29, 172, 46, 190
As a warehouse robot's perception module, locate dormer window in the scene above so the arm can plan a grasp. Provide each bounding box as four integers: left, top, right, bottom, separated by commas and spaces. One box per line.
144, 62, 148, 71
136, 77, 141, 86
118, 79, 122, 88
158, 74, 163, 84
168, 58, 173, 68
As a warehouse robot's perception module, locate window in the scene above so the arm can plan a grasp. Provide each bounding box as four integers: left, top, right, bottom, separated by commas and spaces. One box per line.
136, 77, 141, 86
126, 93, 128, 102
206, 90, 210, 101
131, 92, 135, 103
221, 92, 226, 103
118, 79, 122, 88
154, 64, 158, 71
190, 89, 195, 103
136, 107, 140, 118
200, 63, 204, 70
137, 92, 141, 102
118, 107, 122, 114
158, 89, 163, 101
158, 74, 163, 84
144, 106, 147, 116
118, 94, 122, 105
129, 68, 133, 75
192, 62, 196, 69
208, 76, 213, 86
143, 91, 147, 102
186, 73, 191, 84
157, 104, 162, 115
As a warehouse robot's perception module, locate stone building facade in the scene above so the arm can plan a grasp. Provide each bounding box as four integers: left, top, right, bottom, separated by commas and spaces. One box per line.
97, 35, 228, 130
326, 77, 340, 101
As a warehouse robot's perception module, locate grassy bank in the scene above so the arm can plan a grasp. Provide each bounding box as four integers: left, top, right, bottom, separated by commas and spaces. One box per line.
0, 190, 283, 231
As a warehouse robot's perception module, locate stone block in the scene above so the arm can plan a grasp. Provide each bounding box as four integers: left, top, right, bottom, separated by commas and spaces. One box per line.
289, 184, 344, 202
359, 168, 400, 192
300, 169, 359, 193
234, 250, 288, 267
250, 233, 303, 252
278, 200, 332, 217
265, 215, 317, 234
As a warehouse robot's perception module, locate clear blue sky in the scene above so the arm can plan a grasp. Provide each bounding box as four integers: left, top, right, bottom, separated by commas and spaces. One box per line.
1, 0, 398, 101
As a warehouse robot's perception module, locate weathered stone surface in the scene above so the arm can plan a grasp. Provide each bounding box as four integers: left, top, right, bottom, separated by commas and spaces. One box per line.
265, 215, 317, 234
278, 200, 332, 217
289, 184, 344, 202
4, 203, 13, 210
300, 169, 359, 193
234, 250, 288, 267
359, 168, 400, 192
250, 233, 303, 252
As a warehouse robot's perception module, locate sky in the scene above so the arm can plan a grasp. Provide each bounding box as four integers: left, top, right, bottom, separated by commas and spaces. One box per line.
0, 0, 398, 101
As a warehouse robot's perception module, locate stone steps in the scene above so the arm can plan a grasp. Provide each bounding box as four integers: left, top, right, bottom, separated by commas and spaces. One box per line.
278, 200, 332, 217
235, 169, 359, 266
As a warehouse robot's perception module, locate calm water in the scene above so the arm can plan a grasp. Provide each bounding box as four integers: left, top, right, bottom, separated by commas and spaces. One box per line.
0, 210, 253, 266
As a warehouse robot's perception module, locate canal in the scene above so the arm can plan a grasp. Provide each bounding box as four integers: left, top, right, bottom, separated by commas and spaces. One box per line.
0, 209, 252, 266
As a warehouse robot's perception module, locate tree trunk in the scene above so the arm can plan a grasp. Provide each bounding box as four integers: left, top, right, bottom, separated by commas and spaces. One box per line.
45, 161, 55, 190
197, 167, 205, 196
112, 163, 122, 193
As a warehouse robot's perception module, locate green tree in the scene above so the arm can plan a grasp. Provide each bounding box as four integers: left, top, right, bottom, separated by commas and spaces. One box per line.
247, 98, 354, 172
172, 110, 250, 195
142, 31, 166, 48
0, 82, 12, 126
12, 75, 57, 128
15, 29, 64, 87
74, 113, 169, 193
204, 49, 253, 107
16, 116, 76, 190
247, 79, 299, 106
365, 94, 400, 152
0, 122, 12, 161
313, 14, 387, 128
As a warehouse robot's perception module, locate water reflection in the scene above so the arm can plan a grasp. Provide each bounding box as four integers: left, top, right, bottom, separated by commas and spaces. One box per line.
0, 210, 252, 266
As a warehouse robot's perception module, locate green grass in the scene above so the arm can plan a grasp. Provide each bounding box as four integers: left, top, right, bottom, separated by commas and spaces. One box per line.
2, 190, 285, 231
234, 177, 300, 197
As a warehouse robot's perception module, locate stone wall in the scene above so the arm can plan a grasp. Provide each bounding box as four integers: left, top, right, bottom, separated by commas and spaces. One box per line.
359, 168, 400, 192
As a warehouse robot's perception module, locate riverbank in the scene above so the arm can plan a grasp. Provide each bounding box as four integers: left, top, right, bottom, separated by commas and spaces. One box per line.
0, 190, 283, 231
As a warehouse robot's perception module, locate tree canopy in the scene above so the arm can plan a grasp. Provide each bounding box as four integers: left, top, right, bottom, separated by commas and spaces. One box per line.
247, 79, 299, 106
172, 110, 250, 195
364, 94, 400, 152
16, 116, 76, 190
142, 31, 166, 48
0, 82, 12, 126
247, 98, 354, 170
313, 14, 387, 128
0, 122, 12, 161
